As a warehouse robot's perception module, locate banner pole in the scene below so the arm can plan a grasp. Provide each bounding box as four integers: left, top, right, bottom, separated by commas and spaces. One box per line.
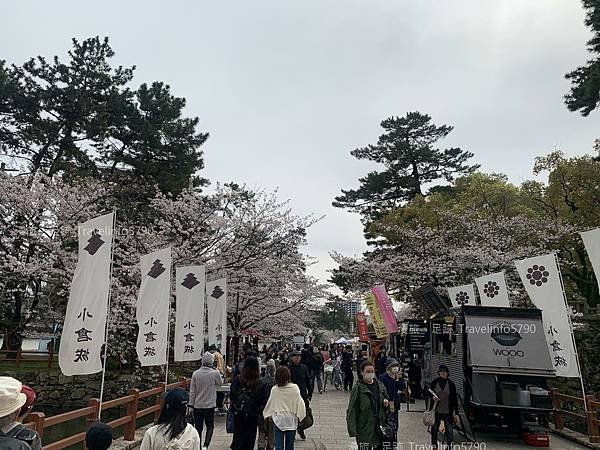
164, 253, 173, 389
98, 209, 117, 420
554, 253, 589, 417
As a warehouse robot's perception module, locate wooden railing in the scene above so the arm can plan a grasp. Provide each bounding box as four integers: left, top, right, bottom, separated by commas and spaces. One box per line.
24, 378, 190, 450
1, 349, 57, 368
551, 388, 600, 443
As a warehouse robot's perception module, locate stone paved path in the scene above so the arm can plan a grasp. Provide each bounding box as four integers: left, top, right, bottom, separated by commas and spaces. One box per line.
129, 388, 588, 450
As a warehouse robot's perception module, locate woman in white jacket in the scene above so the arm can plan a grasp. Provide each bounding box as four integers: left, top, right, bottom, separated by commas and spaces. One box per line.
262, 366, 306, 450
141, 388, 200, 450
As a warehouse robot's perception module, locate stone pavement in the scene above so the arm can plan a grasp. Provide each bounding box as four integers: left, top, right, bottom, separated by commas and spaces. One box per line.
125, 388, 589, 450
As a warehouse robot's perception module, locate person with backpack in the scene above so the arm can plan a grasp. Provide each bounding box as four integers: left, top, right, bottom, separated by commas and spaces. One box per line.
230, 357, 268, 450
262, 366, 306, 450
346, 361, 390, 450
0, 378, 42, 450
309, 347, 324, 395
188, 352, 223, 449
140, 388, 200, 450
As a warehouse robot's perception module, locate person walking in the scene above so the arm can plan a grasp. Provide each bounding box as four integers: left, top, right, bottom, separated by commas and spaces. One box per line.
428, 365, 460, 450
262, 367, 306, 450
378, 359, 406, 447
341, 346, 354, 391
141, 388, 200, 450
230, 357, 268, 450
208, 345, 226, 414
346, 361, 390, 450
288, 350, 311, 440
309, 347, 324, 395
188, 352, 223, 449
258, 360, 277, 450
375, 347, 388, 378
355, 350, 365, 382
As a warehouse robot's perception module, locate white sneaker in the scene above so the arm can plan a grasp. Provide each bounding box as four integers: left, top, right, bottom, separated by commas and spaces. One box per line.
202, 447, 208, 450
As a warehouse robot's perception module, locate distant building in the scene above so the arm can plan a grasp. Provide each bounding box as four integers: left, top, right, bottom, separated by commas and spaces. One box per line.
343, 301, 361, 317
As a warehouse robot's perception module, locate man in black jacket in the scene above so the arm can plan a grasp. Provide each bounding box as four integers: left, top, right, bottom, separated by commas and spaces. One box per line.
341, 345, 354, 391
289, 350, 311, 440
428, 365, 460, 449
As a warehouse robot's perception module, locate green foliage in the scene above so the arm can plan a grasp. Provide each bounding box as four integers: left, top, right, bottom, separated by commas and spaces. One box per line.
565, 0, 600, 115
315, 296, 351, 333
0, 36, 207, 196
333, 112, 478, 237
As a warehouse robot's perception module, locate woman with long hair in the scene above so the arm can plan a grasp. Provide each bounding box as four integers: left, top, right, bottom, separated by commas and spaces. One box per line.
140, 388, 200, 450
230, 357, 268, 450
262, 366, 306, 450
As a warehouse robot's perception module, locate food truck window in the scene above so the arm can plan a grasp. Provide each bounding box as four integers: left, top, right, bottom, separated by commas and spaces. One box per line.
431, 320, 456, 356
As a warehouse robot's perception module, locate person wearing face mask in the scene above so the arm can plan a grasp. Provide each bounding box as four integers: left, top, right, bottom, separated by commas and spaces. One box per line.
428, 365, 460, 450
378, 359, 406, 447
346, 361, 390, 450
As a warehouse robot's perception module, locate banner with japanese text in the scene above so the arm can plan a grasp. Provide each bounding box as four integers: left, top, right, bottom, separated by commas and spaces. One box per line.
447, 284, 476, 307
515, 253, 579, 378
364, 293, 387, 338
206, 278, 227, 360
371, 284, 399, 334
175, 265, 205, 362
136, 247, 172, 367
59, 213, 114, 376
474, 271, 510, 307
356, 312, 369, 341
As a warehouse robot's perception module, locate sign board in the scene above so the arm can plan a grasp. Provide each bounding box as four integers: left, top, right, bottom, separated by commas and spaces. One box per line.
364, 293, 387, 338
405, 319, 429, 353
356, 312, 369, 342
463, 307, 554, 376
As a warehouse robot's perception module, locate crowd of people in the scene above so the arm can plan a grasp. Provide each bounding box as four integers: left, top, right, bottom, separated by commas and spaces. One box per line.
0, 343, 453, 450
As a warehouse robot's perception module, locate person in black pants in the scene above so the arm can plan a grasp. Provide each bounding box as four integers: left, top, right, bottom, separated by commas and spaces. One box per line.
428, 365, 460, 450
341, 345, 354, 391
288, 350, 311, 440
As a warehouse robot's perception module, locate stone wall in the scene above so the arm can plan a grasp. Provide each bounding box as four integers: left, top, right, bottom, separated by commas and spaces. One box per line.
3, 369, 174, 410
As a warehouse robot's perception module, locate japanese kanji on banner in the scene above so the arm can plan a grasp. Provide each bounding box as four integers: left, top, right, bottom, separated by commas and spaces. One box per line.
447, 284, 476, 307
474, 271, 511, 307
356, 312, 370, 342
175, 265, 205, 362
206, 278, 227, 360
371, 284, 399, 334
515, 253, 580, 378
136, 247, 172, 367
59, 213, 115, 376
364, 293, 387, 338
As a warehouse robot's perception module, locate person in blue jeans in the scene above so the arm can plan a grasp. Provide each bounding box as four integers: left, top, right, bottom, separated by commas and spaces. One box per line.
262, 366, 307, 450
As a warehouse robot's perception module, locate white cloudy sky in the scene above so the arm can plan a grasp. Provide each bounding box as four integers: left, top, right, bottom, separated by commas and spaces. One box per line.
2, 1, 599, 290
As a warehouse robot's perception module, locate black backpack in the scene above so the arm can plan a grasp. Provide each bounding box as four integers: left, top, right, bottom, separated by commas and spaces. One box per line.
234, 387, 253, 418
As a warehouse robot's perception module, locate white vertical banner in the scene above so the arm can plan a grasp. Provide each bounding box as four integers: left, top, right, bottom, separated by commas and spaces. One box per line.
474, 271, 511, 307
515, 253, 580, 378
581, 227, 600, 294
206, 278, 227, 360
175, 265, 206, 362
136, 247, 172, 367
447, 284, 476, 307
59, 213, 115, 376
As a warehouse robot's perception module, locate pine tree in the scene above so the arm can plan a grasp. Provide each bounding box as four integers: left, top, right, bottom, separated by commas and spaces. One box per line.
333, 112, 478, 234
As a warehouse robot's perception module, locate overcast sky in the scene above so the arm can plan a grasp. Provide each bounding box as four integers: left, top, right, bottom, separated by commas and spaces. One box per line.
2, 1, 599, 292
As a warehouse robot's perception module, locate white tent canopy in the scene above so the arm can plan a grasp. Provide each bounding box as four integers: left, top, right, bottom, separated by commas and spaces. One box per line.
335, 337, 349, 344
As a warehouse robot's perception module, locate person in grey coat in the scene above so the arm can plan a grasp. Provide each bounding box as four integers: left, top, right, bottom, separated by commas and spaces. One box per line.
187, 352, 223, 449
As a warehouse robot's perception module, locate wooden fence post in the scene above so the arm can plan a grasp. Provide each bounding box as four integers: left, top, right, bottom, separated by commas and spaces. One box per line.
124, 389, 140, 441
16, 349, 21, 368
551, 388, 565, 430
585, 395, 600, 443
47, 348, 54, 368
154, 382, 166, 423
86, 398, 101, 450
